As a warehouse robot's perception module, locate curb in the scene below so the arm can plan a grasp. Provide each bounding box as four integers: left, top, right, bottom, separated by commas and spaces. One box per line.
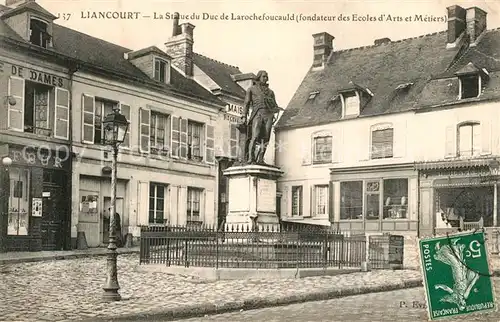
0, 249, 140, 265
91, 278, 424, 322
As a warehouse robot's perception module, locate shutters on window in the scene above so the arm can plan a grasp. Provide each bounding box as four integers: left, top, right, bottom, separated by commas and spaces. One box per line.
82, 94, 95, 143
120, 103, 131, 148
54, 88, 70, 139
139, 107, 150, 153
8, 76, 24, 131
205, 124, 215, 164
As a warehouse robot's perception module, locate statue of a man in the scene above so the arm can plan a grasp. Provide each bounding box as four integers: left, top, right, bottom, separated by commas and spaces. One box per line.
239, 70, 281, 165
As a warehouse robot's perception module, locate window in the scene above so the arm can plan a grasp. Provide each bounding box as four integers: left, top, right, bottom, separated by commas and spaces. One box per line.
313, 135, 332, 164
187, 187, 202, 222
291, 186, 303, 216
371, 127, 394, 159
8, 168, 30, 236
150, 112, 170, 155
24, 82, 51, 136
340, 181, 363, 220
313, 185, 328, 216
154, 58, 169, 83
343, 92, 359, 116
149, 183, 166, 224
230, 123, 239, 158
94, 98, 117, 144
458, 122, 480, 157
29, 18, 50, 48
383, 179, 408, 219
459, 75, 480, 99
365, 181, 380, 220
188, 121, 203, 161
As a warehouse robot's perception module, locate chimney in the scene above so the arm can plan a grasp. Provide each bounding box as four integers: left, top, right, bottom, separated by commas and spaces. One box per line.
165, 12, 195, 77
466, 7, 487, 44
312, 32, 334, 68
374, 37, 391, 46
447, 5, 467, 44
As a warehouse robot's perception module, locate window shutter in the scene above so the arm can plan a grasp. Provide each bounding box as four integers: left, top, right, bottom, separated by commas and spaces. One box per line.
205, 124, 215, 164
53, 87, 70, 139
393, 121, 406, 158
281, 187, 289, 218
230, 123, 238, 158
481, 120, 491, 155
329, 181, 334, 222
332, 129, 341, 163
302, 139, 312, 165
8, 76, 24, 131
139, 107, 150, 153
138, 181, 149, 226
82, 94, 95, 143
179, 118, 188, 159
444, 125, 456, 158
204, 188, 215, 224
171, 116, 180, 157
304, 186, 313, 218
120, 103, 131, 148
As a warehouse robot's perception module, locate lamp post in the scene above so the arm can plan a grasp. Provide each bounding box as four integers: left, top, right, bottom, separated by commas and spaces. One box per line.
102, 107, 129, 302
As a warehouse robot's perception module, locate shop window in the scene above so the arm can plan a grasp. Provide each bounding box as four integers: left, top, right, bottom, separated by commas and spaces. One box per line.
187, 121, 203, 161
365, 181, 380, 220
29, 18, 50, 48
150, 112, 170, 155
149, 183, 167, 224
371, 125, 394, 159
313, 135, 332, 164
154, 58, 170, 83
313, 185, 328, 216
458, 122, 480, 157
8, 168, 30, 236
187, 187, 203, 223
340, 181, 363, 220
291, 186, 303, 216
459, 74, 480, 99
383, 179, 408, 219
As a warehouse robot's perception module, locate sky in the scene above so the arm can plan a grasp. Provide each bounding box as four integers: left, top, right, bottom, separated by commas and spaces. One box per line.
28, 0, 500, 108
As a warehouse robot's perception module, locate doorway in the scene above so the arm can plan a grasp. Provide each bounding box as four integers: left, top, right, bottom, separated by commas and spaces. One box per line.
101, 197, 123, 246
41, 171, 67, 250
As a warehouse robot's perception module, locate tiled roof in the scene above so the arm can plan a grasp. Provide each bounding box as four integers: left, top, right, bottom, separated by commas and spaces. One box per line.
0, 5, 224, 107
193, 53, 246, 99
276, 31, 465, 130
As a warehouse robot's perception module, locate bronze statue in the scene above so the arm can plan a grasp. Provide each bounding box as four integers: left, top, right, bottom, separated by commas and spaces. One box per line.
238, 70, 282, 165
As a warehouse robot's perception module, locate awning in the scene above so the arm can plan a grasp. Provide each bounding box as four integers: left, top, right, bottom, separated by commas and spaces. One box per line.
414, 157, 498, 171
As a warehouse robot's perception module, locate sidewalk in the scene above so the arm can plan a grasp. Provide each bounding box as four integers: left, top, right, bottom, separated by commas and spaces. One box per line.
0, 253, 423, 322
0, 247, 140, 265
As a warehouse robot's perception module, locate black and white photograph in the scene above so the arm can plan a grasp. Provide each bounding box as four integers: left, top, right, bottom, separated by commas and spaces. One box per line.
1, 0, 500, 321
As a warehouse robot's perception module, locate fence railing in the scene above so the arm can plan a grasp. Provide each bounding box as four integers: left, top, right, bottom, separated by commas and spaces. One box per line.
139, 225, 369, 269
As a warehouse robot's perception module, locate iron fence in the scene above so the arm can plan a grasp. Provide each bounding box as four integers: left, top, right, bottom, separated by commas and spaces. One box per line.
139, 225, 369, 269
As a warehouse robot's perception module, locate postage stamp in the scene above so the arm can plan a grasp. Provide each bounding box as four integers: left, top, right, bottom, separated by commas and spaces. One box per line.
418, 230, 497, 320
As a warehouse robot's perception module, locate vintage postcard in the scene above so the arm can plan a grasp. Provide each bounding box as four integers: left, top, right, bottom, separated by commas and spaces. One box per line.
1, 0, 500, 321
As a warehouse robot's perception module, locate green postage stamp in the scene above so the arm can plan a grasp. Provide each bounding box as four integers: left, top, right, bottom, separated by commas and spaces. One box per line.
418, 231, 497, 320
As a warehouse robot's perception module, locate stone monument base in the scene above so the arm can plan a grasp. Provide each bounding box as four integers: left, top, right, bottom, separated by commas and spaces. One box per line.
223, 164, 284, 233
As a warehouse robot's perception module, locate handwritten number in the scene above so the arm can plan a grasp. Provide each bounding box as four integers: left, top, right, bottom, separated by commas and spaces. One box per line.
57, 13, 71, 21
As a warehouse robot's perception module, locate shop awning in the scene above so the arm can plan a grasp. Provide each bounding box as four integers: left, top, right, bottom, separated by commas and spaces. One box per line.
414, 157, 499, 171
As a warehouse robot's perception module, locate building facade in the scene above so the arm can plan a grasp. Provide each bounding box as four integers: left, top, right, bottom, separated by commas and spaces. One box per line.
0, 0, 72, 251
0, 0, 231, 250
276, 4, 500, 237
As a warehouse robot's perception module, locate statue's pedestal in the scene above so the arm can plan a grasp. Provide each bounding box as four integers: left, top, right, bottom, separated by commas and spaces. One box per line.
223, 164, 284, 232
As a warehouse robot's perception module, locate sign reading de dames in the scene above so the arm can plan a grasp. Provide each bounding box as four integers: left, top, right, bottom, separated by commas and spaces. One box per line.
419, 231, 496, 320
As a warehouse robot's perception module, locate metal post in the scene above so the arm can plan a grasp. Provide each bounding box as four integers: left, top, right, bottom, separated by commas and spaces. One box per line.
494, 183, 498, 227
103, 145, 121, 301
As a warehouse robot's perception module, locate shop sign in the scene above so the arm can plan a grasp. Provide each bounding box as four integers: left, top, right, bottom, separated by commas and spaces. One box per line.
9, 145, 70, 170
0, 60, 67, 88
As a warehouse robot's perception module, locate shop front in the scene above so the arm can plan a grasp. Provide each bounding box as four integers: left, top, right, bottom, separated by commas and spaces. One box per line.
0, 143, 71, 251
330, 164, 419, 234
415, 158, 499, 237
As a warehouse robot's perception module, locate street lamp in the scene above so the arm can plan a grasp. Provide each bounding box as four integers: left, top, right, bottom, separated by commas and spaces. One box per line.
102, 107, 129, 302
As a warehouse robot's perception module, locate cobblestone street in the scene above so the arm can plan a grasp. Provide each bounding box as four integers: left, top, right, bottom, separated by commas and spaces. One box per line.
0, 254, 422, 321
177, 280, 500, 322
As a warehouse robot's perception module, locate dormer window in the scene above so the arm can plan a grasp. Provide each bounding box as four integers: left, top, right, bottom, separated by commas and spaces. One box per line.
342, 91, 359, 117
29, 18, 50, 48
459, 74, 480, 99
308, 91, 319, 100
154, 58, 170, 83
